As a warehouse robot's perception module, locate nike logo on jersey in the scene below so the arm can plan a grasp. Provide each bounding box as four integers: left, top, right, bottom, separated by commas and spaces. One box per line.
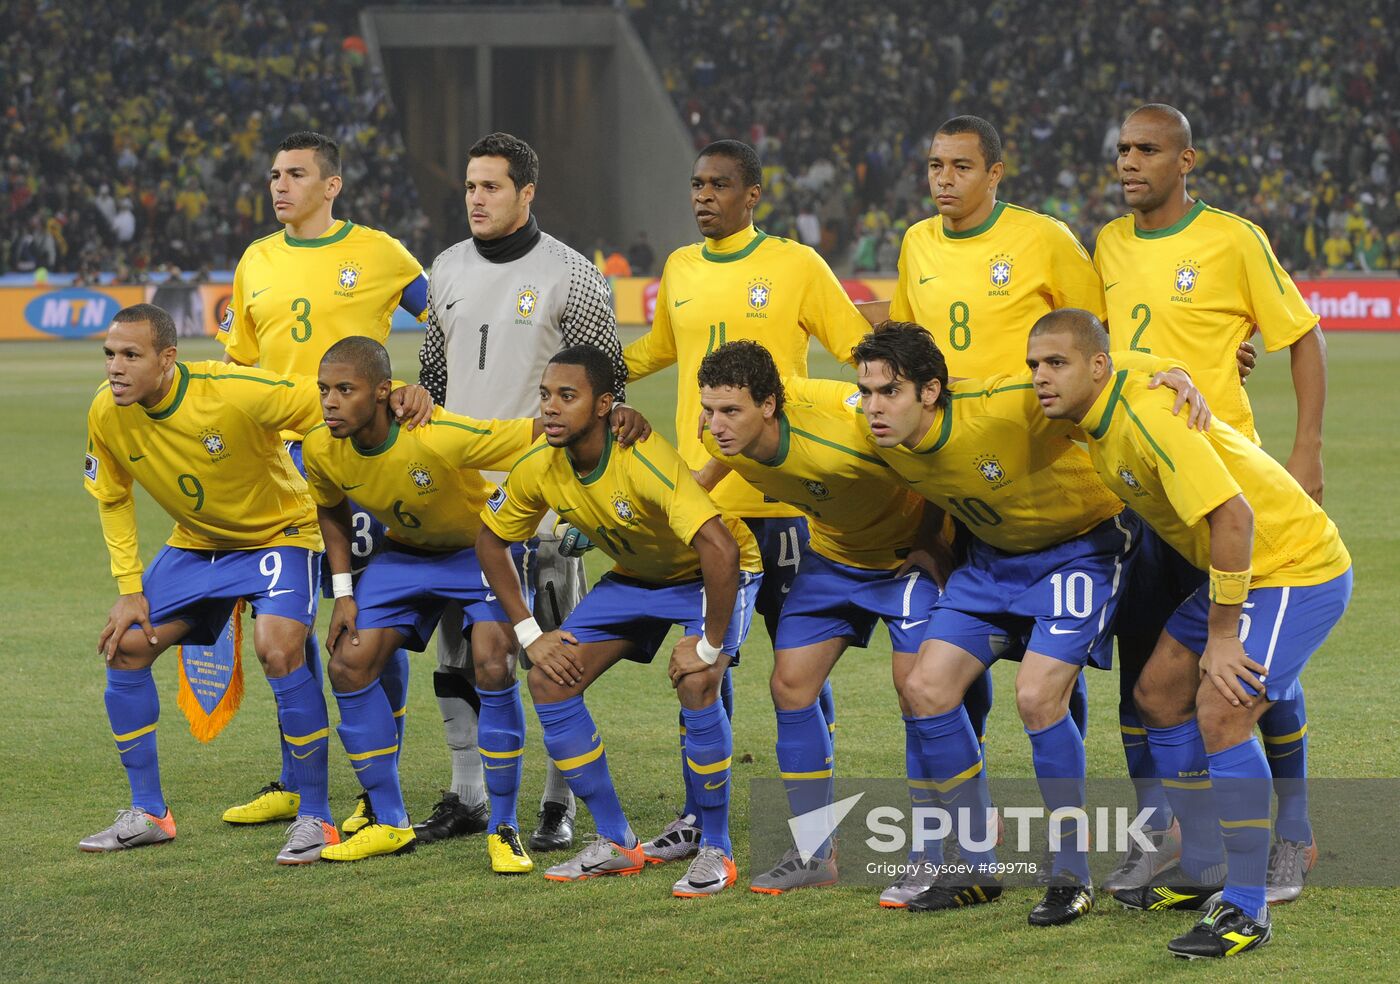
674, 298, 693, 307
340, 483, 365, 491
919, 275, 939, 284
1105, 281, 1119, 291
1047, 624, 1078, 635
252, 287, 271, 298
445, 298, 462, 310
128, 454, 146, 462
898, 618, 929, 631
556, 505, 577, 514
267, 589, 296, 598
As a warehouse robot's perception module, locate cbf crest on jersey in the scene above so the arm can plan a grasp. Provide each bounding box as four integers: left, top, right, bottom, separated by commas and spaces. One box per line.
611, 492, 637, 525
408, 461, 436, 494
801, 479, 832, 500
516, 285, 539, 321
199, 428, 232, 462
1173, 259, 1200, 296
336, 260, 363, 296
1117, 464, 1149, 497
746, 276, 772, 316
989, 253, 1014, 288
975, 454, 1007, 486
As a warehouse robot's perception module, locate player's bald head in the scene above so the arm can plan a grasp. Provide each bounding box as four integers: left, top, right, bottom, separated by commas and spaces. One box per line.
1028, 308, 1110, 358
322, 336, 392, 387
1124, 104, 1193, 152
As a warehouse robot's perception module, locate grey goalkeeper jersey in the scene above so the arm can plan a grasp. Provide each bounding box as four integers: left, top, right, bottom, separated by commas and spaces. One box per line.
419, 230, 626, 418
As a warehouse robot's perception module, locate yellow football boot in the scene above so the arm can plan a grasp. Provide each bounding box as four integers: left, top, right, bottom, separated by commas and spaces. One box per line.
320, 822, 416, 862
487, 824, 534, 875
222, 782, 300, 825
341, 790, 372, 836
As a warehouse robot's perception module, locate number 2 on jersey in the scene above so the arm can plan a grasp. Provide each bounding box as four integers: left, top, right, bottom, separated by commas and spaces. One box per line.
290, 297, 313, 343
1129, 303, 1152, 353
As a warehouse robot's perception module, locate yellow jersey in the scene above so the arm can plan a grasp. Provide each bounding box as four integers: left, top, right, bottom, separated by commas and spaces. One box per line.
219, 219, 426, 421
624, 224, 869, 518
890, 201, 1105, 378
84, 361, 323, 591
301, 407, 535, 552
1080, 368, 1349, 587
482, 430, 762, 584
1093, 200, 1319, 441
700, 388, 923, 570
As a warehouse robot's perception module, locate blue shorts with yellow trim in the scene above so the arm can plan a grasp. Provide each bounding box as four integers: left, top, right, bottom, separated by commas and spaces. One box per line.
774, 551, 940, 654
140, 544, 319, 645
926, 513, 1141, 669
744, 515, 809, 622
562, 570, 762, 664
1164, 567, 1352, 701
288, 440, 384, 581
1114, 520, 1206, 648
354, 539, 534, 652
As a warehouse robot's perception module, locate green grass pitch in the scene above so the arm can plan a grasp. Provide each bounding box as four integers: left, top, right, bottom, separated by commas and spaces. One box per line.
2, 331, 1396, 981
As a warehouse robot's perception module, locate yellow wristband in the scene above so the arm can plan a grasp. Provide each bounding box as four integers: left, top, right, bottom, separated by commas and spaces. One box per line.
1208, 567, 1251, 606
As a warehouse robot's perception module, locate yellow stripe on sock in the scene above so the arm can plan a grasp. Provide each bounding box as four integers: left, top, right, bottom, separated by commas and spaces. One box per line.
779, 768, 834, 780
907, 759, 984, 793
1119, 724, 1148, 736
553, 743, 605, 771
480, 746, 525, 759
1163, 778, 1212, 790
679, 725, 687, 736
346, 744, 399, 761
1261, 724, 1307, 745
687, 755, 733, 775
283, 727, 330, 746
111, 722, 157, 742
1219, 817, 1272, 829
393, 706, 407, 719
828, 722, 837, 733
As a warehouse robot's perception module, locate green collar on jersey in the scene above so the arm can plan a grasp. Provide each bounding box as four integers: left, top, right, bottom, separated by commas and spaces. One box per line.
145, 362, 190, 420
572, 426, 613, 485
354, 419, 400, 457
1132, 199, 1205, 240
701, 229, 768, 263
942, 200, 1006, 240
758, 413, 792, 467
284, 219, 355, 248
1085, 371, 1129, 440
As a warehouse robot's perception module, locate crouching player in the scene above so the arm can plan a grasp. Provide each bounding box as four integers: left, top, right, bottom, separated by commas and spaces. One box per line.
1028, 309, 1350, 958
301, 337, 540, 870
82, 303, 334, 864
475, 345, 763, 897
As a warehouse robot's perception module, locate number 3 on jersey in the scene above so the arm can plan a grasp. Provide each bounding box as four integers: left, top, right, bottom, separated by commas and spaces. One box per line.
290, 297, 313, 343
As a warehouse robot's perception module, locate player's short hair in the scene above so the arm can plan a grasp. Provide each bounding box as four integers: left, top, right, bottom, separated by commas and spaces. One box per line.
1029, 308, 1111, 358
469, 132, 540, 191
935, 115, 1003, 167
1125, 103, 1193, 151
549, 344, 615, 402
112, 303, 177, 352
322, 336, 392, 387
696, 140, 762, 188
697, 340, 785, 413
852, 321, 951, 408
277, 131, 341, 178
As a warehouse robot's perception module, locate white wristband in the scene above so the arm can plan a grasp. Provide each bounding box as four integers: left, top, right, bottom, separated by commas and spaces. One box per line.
515, 617, 544, 650
696, 636, 724, 666
331, 573, 354, 599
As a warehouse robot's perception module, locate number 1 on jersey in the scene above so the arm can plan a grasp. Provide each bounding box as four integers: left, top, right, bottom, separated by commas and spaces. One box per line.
478, 324, 489, 369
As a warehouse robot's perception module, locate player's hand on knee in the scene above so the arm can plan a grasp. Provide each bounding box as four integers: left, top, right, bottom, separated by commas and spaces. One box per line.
610, 404, 652, 447
1149, 368, 1211, 431
528, 630, 583, 687
100, 592, 156, 661
389, 384, 434, 430
668, 637, 712, 688
1235, 339, 1257, 383
327, 598, 360, 655
1199, 636, 1267, 708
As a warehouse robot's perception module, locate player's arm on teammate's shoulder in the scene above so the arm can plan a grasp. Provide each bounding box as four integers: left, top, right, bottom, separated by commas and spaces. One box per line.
477, 525, 584, 688
1115, 350, 1212, 431
897, 500, 955, 589
669, 515, 741, 688
1284, 325, 1327, 503
1200, 494, 1267, 708
799, 252, 868, 363
388, 378, 435, 430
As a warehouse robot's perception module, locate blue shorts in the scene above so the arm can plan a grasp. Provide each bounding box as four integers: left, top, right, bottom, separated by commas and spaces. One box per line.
1114, 521, 1206, 649
926, 513, 1141, 669
1164, 567, 1352, 700
562, 570, 762, 664
355, 540, 534, 652
774, 552, 940, 654
140, 545, 319, 645
288, 440, 384, 580
745, 516, 809, 621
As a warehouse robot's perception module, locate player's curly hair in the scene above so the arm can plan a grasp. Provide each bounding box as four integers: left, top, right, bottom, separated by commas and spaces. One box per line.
469, 132, 540, 191
851, 321, 951, 408
278, 131, 341, 178
697, 139, 762, 188
549, 344, 616, 402
697, 341, 784, 413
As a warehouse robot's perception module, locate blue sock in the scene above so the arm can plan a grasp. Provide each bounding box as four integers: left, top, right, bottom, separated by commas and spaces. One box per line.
1260, 691, 1310, 844
1026, 713, 1090, 883
720, 666, 736, 720
1069, 671, 1089, 739
478, 683, 525, 831
536, 695, 633, 846
963, 669, 993, 764
1209, 737, 1272, 920
1146, 719, 1225, 883
333, 681, 407, 828
279, 632, 325, 790
104, 666, 165, 816
775, 701, 834, 859
683, 700, 734, 855
679, 666, 737, 826
1121, 706, 1174, 831
905, 715, 943, 864
818, 678, 837, 758
268, 665, 331, 823
912, 708, 996, 867
379, 648, 411, 761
